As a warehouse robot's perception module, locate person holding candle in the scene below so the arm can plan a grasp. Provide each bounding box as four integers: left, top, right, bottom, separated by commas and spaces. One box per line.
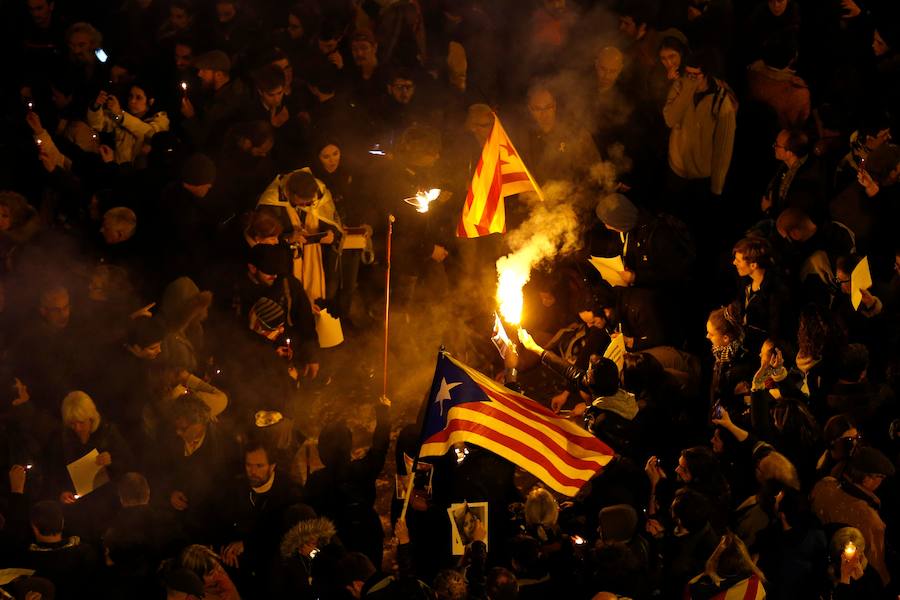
811, 446, 895, 588
48, 391, 133, 541
823, 527, 884, 597
86, 80, 169, 165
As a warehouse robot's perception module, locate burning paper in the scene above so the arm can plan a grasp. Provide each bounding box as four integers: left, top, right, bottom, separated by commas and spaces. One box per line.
491, 312, 515, 357
403, 188, 441, 213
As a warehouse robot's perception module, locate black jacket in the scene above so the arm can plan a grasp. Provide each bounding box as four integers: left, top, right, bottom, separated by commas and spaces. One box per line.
304, 404, 390, 565
218, 469, 304, 575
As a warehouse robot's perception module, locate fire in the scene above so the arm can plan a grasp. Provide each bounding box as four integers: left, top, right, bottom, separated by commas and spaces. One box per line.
403, 188, 441, 213
496, 265, 528, 325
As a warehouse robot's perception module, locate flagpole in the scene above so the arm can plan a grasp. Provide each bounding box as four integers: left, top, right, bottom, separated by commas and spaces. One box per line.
400, 347, 447, 521
382, 214, 395, 401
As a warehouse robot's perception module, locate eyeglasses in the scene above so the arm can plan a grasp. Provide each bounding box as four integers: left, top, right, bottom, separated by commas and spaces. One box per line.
685, 71, 703, 80
391, 83, 414, 92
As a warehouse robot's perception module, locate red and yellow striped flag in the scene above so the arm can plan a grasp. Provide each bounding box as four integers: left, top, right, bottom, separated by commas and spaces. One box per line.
419, 352, 613, 497
457, 115, 544, 238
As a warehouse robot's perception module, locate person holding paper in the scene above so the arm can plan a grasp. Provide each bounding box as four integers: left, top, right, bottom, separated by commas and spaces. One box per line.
46, 392, 133, 541
590, 193, 696, 289
830, 255, 884, 351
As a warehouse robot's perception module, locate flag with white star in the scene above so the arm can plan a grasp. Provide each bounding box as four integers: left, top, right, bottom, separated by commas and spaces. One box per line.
419, 352, 614, 497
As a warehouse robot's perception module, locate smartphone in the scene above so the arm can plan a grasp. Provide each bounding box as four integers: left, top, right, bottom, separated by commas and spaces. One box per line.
712, 402, 723, 419
95, 48, 109, 63
25, 99, 34, 111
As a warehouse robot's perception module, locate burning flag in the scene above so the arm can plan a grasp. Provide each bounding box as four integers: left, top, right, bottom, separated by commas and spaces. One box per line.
457, 115, 543, 238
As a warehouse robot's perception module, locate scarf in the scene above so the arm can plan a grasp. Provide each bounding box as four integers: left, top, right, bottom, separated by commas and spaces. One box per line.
711, 339, 742, 365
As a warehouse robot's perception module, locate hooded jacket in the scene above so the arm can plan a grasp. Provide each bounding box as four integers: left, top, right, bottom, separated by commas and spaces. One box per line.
664, 76, 737, 194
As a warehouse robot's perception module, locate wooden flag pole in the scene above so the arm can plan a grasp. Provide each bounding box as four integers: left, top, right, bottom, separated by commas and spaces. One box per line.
382, 214, 395, 401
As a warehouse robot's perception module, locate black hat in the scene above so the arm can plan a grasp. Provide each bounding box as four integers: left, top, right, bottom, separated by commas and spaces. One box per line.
248, 243, 289, 276
164, 569, 205, 597
850, 447, 896, 477
181, 153, 216, 185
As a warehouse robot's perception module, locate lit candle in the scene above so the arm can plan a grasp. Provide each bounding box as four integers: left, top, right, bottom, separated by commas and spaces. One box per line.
843, 541, 857, 560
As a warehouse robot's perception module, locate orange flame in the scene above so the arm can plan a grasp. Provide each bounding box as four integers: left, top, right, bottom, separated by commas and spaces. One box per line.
496, 265, 527, 325
403, 188, 440, 213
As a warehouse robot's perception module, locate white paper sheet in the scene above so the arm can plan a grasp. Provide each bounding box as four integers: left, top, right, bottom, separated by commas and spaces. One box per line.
0, 568, 35, 585
850, 256, 872, 310
604, 332, 627, 371
66, 448, 110, 498
589, 255, 626, 287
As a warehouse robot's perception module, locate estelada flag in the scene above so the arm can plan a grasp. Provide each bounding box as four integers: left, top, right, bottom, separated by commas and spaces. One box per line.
457, 115, 544, 238
419, 352, 614, 497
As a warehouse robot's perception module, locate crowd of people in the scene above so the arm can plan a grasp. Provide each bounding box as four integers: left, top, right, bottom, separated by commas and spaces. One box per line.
1, 0, 900, 598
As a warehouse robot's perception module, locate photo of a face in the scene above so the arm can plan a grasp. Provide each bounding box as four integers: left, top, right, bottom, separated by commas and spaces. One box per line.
448, 501, 488, 555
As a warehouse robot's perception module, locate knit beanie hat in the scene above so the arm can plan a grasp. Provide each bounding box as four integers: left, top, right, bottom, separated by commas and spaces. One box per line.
249, 297, 285, 334
181, 153, 216, 185
595, 193, 638, 232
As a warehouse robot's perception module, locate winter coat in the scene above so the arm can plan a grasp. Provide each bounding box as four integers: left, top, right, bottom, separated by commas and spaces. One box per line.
664, 76, 737, 194
304, 404, 390, 566
86, 107, 169, 164
811, 476, 890, 586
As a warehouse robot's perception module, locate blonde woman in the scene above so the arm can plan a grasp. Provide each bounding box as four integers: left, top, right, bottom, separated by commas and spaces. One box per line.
55, 391, 133, 504
686, 532, 766, 598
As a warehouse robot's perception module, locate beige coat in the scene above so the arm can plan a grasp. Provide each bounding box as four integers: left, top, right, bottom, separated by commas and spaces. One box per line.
86, 108, 169, 164
664, 77, 737, 195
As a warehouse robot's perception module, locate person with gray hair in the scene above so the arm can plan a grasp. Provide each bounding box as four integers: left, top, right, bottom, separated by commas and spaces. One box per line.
100, 206, 137, 244
65, 22, 102, 64
41, 390, 133, 542
55, 390, 133, 504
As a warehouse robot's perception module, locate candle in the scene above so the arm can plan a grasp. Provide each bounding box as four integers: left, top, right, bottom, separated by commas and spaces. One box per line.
843, 541, 857, 560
